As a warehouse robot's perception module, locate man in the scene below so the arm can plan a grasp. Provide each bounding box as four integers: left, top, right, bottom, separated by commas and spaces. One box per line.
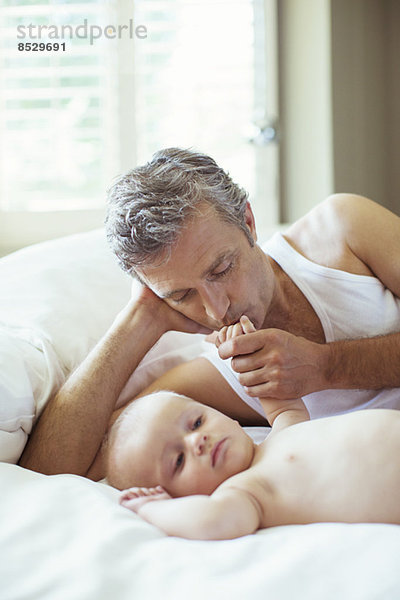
19, 148, 400, 479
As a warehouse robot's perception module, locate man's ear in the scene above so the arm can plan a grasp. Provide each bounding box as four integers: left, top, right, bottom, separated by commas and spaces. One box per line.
244, 202, 257, 242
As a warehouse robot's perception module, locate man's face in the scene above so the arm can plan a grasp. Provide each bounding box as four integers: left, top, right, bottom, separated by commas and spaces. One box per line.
137, 203, 273, 331
121, 393, 255, 497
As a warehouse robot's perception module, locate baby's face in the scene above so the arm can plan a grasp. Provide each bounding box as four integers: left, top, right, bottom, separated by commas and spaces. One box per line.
119, 393, 255, 497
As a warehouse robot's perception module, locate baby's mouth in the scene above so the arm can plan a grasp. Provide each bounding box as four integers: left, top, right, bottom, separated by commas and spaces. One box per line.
211, 438, 227, 467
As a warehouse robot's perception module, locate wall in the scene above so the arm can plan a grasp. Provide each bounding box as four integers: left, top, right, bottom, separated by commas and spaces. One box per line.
331, 0, 395, 211
278, 0, 400, 221
387, 0, 400, 214
0, 210, 105, 257
278, 0, 334, 222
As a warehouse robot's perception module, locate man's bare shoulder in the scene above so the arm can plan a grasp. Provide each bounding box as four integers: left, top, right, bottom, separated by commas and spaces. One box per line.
283, 194, 380, 275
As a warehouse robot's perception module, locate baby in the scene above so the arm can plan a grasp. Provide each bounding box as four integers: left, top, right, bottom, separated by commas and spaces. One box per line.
107, 390, 400, 540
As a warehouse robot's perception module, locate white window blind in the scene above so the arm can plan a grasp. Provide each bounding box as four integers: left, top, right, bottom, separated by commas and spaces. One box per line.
0, 0, 279, 234
0, 0, 119, 211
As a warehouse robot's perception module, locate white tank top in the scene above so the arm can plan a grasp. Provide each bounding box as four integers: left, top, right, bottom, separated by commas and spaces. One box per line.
202, 232, 400, 419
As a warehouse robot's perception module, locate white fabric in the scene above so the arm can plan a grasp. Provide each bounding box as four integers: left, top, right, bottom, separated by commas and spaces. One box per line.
202, 344, 266, 417
1, 229, 400, 599
0, 229, 133, 377
1, 463, 399, 600
0, 230, 207, 462
243, 425, 270, 444
202, 232, 400, 419
116, 332, 208, 410
0, 331, 34, 462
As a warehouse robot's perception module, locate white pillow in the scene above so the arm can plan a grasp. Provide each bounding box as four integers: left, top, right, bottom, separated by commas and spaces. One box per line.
0, 332, 34, 463
0, 229, 132, 375
0, 229, 207, 463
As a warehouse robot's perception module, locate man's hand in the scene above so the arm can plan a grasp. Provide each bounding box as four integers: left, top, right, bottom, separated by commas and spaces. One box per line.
217, 324, 327, 400
215, 314, 256, 347
134, 285, 212, 336
120, 485, 172, 513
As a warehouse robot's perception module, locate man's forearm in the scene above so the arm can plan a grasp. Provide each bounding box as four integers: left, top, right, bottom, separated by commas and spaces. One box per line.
323, 333, 400, 390
19, 299, 165, 476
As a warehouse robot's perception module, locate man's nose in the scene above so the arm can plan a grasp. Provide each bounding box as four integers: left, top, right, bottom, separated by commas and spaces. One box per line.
199, 285, 230, 323
187, 432, 208, 456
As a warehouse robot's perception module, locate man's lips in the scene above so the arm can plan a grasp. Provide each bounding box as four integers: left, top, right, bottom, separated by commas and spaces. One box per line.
211, 438, 227, 467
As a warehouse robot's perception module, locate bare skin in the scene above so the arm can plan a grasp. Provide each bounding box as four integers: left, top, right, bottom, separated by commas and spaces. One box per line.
19, 194, 400, 477
118, 395, 400, 540
137, 195, 400, 397
217, 196, 400, 397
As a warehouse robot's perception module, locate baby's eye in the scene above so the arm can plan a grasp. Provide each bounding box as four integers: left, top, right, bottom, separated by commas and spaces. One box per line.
193, 416, 202, 430
176, 452, 184, 470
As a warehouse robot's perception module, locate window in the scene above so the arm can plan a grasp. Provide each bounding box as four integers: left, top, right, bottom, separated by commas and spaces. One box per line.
0, 0, 279, 248
0, 0, 119, 211
131, 0, 280, 231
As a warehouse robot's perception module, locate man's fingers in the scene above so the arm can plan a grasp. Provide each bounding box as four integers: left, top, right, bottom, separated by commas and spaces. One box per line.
218, 331, 264, 360
237, 367, 270, 387
243, 381, 284, 399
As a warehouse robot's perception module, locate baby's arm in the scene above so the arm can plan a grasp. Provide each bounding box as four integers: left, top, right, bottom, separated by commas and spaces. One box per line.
120, 484, 262, 540
217, 316, 310, 431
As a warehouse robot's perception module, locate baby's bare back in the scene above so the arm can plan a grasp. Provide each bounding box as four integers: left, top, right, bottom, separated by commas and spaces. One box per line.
249, 409, 400, 527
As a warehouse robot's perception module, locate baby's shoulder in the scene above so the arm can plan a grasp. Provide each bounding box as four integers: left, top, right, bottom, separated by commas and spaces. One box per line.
217, 453, 274, 502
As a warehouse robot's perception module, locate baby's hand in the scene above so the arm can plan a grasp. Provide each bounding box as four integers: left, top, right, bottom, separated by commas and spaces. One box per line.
215, 315, 256, 348
119, 486, 172, 513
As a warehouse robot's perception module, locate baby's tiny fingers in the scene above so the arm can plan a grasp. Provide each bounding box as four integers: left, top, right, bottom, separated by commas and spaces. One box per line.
225, 325, 234, 340
240, 315, 256, 334
119, 491, 138, 504
232, 322, 244, 338
216, 326, 228, 347
121, 487, 140, 496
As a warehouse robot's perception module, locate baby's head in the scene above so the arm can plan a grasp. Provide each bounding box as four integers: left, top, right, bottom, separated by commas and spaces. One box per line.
106, 391, 255, 497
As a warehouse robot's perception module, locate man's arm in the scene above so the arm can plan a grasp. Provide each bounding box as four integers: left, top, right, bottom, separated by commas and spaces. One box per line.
19, 288, 208, 477
318, 194, 400, 390
218, 327, 400, 398
217, 316, 310, 428
218, 196, 400, 399
120, 484, 263, 540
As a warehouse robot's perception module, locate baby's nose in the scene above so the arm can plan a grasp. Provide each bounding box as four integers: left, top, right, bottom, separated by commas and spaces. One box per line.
189, 432, 208, 455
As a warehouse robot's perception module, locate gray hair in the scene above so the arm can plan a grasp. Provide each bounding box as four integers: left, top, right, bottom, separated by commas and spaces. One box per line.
105, 147, 252, 275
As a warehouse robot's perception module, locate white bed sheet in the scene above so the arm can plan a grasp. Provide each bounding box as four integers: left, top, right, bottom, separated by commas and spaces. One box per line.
1, 462, 399, 600
1, 229, 400, 600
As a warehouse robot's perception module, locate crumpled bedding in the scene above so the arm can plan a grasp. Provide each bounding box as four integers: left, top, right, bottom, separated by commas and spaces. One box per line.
1, 228, 399, 600
1, 462, 399, 600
